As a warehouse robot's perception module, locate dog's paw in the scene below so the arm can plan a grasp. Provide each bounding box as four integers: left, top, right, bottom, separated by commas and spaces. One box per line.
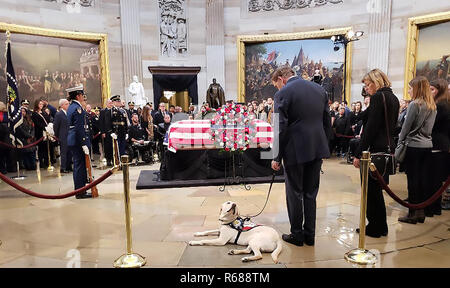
194, 232, 204, 237
241, 257, 250, 262
228, 250, 235, 255
189, 240, 202, 246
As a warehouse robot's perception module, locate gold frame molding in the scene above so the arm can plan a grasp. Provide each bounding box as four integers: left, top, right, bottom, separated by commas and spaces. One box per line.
0, 22, 110, 107
404, 11, 450, 100
237, 27, 353, 104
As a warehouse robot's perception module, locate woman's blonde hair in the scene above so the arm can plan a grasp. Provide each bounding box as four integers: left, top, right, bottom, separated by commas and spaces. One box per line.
361, 69, 391, 91
409, 76, 436, 111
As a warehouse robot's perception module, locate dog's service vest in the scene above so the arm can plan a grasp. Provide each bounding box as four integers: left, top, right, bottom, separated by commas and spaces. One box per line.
228, 217, 262, 244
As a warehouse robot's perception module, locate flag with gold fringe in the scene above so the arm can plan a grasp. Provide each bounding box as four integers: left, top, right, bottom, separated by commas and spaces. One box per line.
5, 32, 23, 146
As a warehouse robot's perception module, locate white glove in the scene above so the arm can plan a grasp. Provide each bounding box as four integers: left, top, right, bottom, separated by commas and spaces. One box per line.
125, 134, 129, 140
111, 133, 117, 140
82, 145, 89, 155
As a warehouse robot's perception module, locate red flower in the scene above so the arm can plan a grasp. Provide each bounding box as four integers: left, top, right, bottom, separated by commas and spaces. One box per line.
225, 147, 230, 151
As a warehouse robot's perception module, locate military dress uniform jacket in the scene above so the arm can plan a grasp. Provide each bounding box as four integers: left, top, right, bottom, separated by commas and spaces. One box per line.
67, 101, 91, 148
111, 107, 129, 139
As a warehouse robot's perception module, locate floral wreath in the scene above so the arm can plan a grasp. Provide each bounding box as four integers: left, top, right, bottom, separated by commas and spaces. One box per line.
210, 103, 252, 152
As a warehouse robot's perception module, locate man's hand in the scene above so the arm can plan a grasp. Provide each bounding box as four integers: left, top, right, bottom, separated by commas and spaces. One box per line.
271, 160, 281, 171
111, 133, 117, 140
353, 158, 360, 169
102, 133, 106, 139
82, 145, 89, 155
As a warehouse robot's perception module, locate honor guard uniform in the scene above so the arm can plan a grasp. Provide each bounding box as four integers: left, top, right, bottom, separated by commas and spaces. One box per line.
110, 95, 129, 156
127, 102, 138, 122
66, 85, 92, 199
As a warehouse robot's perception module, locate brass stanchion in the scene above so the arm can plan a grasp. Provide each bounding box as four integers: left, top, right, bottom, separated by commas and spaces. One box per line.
113, 155, 146, 268
46, 135, 54, 171
344, 151, 378, 265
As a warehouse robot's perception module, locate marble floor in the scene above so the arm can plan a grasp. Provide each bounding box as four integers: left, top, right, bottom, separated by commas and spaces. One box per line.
0, 157, 449, 268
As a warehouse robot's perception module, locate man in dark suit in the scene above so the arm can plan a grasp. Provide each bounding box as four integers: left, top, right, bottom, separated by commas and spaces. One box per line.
271, 66, 331, 247
99, 100, 113, 166
153, 102, 170, 126
66, 86, 92, 199
53, 99, 71, 173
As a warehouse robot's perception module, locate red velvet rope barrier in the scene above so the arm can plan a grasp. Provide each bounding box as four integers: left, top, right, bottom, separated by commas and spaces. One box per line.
0, 137, 45, 150
370, 166, 450, 209
335, 133, 356, 139
0, 169, 114, 199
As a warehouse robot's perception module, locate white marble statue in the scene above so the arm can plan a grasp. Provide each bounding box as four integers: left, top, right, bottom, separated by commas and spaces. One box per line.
128, 75, 147, 107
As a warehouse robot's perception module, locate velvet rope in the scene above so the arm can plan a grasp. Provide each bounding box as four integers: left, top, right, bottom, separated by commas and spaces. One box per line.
0, 169, 114, 199
370, 165, 450, 210
0, 137, 44, 150
335, 133, 356, 139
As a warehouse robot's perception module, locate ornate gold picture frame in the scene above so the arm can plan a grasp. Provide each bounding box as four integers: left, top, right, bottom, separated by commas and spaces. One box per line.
0, 22, 110, 107
404, 11, 450, 100
237, 27, 353, 104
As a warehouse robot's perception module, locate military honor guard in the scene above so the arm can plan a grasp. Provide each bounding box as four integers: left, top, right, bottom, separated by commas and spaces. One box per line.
66, 85, 92, 199
110, 95, 129, 156
126, 101, 138, 122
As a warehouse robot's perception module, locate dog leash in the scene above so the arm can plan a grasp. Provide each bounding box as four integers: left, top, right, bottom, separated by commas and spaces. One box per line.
243, 173, 276, 221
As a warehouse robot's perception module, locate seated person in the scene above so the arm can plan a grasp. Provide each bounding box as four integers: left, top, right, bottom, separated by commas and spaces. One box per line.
155, 114, 172, 162
128, 113, 152, 163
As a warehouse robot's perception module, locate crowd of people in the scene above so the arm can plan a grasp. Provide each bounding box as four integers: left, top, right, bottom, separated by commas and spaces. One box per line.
0, 70, 448, 214
344, 70, 449, 236
14, 68, 102, 107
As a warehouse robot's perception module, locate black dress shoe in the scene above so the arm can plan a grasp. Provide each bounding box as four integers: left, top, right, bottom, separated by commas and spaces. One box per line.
282, 234, 303, 246
60, 169, 69, 173
75, 193, 93, 199
356, 227, 387, 238
304, 236, 315, 246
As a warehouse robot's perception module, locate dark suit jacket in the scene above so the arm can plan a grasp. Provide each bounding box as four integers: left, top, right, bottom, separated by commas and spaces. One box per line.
355, 87, 400, 158
99, 108, 112, 134
154, 110, 169, 126
274, 77, 331, 165
53, 110, 69, 146
432, 101, 450, 151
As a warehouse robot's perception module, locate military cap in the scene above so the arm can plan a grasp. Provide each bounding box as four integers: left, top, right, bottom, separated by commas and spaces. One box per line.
110, 95, 121, 102
128, 101, 135, 105
66, 85, 84, 100
21, 99, 30, 105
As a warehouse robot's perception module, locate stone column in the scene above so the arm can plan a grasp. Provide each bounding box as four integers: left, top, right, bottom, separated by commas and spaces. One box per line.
366, 0, 392, 73
206, 0, 226, 94
120, 0, 143, 103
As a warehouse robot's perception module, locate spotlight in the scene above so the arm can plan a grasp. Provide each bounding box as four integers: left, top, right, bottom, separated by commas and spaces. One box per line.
331, 35, 336, 42
346, 30, 355, 39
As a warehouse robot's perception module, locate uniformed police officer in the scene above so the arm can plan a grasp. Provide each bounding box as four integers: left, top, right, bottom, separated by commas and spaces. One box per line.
66, 85, 92, 199
110, 95, 129, 156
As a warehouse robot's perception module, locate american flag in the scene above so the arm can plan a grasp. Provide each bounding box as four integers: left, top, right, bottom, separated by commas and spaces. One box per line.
167, 119, 273, 152
5, 39, 23, 146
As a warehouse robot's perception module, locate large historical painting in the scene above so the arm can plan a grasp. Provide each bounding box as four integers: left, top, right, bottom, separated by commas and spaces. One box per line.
244, 38, 345, 103
0, 33, 102, 109
415, 21, 450, 83
404, 12, 450, 99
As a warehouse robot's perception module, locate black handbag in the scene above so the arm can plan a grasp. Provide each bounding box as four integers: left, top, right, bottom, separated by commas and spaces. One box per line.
370, 92, 396, 176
